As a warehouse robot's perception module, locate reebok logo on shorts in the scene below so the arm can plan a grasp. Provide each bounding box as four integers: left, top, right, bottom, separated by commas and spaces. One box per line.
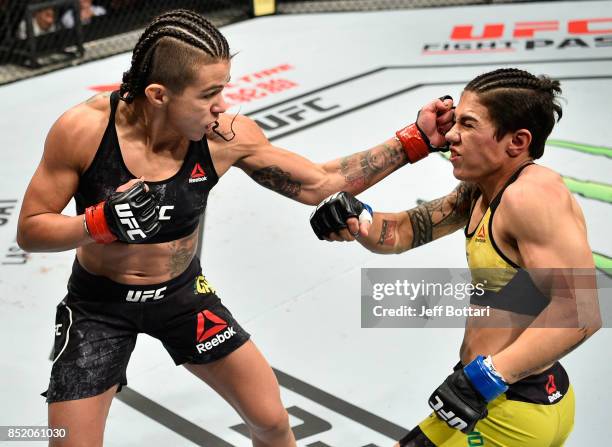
195, 310, 236, 353
196, 310, 226, 341
546, 374, 563, 403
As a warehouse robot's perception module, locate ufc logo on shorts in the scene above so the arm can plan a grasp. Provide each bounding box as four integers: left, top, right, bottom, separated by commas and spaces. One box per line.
126, 286, 167, 302
114, 203, 146, 240
429, 395, 468, 431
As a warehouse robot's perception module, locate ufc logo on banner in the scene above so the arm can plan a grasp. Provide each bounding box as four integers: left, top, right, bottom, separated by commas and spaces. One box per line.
126, 286, 167, 302
429, 395, 468, 431
450, 18, 612, 40
114, 203, 146, 240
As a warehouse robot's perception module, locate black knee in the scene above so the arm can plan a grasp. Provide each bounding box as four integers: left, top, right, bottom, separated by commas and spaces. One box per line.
398, 426, 437, 447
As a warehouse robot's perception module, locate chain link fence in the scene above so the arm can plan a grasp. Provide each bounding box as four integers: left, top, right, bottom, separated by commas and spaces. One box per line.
0, 0, 252, 85
0, 0, 589, 85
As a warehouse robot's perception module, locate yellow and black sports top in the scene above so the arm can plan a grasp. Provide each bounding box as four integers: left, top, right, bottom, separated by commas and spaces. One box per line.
465, 163, 549, 316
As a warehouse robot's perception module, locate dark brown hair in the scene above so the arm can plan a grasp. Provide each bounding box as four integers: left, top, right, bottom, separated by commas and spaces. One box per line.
119, 9, 230, 103
465, 68, 562, 159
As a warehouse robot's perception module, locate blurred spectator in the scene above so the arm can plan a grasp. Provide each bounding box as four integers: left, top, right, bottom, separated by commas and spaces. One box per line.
16, 7, 57, 40
61, 0, 107, 28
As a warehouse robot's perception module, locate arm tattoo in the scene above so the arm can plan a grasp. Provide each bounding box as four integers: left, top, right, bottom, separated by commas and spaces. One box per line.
558, 329, 589, 357
406, 182, 478, 249
251, 166, 301, 199
167, 232, 197, 277
85, 92, 111, 103
511, 329, 589, 381
340, 143, 408, 188
378, 219, 397, 246
407, 204, 434, 248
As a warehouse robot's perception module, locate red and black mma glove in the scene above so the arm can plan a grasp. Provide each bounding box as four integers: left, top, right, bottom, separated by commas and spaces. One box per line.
428, 355, 509, 434
310, 192, 373, 240
85, 182, 161, 243
395, 95, 452, 163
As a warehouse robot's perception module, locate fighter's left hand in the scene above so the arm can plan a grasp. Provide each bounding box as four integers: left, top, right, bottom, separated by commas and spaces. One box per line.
310, 192, 372, 241
429, 355, 508, 433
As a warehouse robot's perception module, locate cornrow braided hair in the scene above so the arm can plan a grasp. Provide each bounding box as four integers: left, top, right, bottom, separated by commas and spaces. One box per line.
465, 68, 563, 159
119, 9, 230, 104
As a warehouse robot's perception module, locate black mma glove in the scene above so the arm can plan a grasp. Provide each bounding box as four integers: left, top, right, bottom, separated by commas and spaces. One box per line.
310, 192, 373, 240
429, 355, 508, 433
85, 181, 161, 243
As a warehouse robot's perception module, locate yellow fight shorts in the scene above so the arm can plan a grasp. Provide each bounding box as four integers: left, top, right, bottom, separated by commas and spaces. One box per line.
418, 362, 575, 446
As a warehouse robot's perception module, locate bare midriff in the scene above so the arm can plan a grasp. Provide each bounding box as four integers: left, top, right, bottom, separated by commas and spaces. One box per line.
76, 228, 199, 284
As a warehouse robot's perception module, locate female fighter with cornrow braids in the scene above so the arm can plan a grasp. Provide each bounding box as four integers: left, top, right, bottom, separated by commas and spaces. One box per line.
310, 68, 601, 446
17, 9, 453, 447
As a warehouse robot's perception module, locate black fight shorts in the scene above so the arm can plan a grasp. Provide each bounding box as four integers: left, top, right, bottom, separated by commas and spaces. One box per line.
44, 257, 250, 403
